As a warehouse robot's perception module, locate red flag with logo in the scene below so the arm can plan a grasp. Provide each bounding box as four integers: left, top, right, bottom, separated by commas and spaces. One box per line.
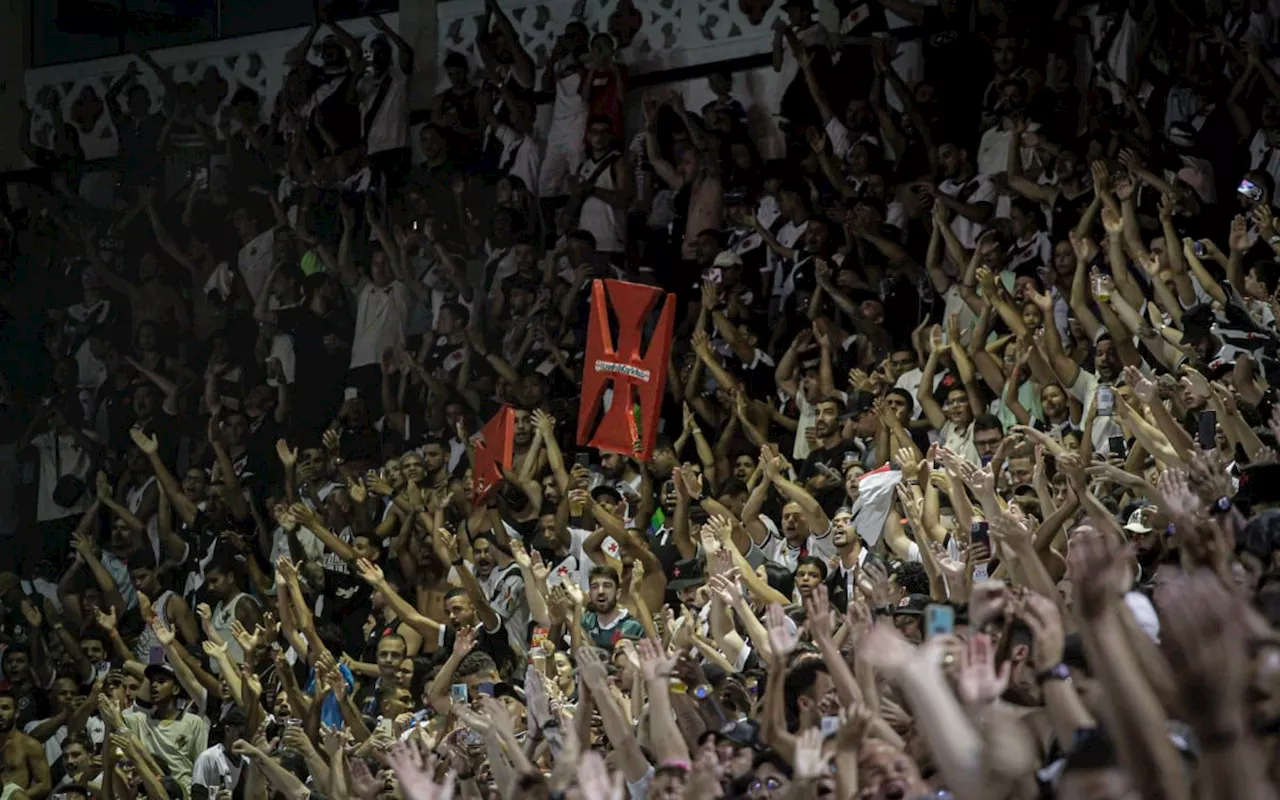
472, 405, 515, 505
576, 279, 676, 461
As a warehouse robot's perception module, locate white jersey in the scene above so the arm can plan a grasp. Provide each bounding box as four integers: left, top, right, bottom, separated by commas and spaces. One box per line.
132, 590, 176, 663
576, 150, 626, 254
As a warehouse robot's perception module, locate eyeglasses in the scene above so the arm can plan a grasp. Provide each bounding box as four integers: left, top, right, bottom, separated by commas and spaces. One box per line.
749, 778, 782, 792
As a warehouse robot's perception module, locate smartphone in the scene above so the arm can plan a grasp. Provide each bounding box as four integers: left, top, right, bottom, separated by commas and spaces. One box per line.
1096, 385, 1114, 417
1108, 435, 1127, 458
450, 683, 469, 704
970, 521, 991, 581
924, 604, 955, 639
1193, 240, 1208, 258
708, 267, 723, 284
476, 681, 496, 697
1239, 178, 1264, 204
1198, 409, 1217, 450
970, 520, 990, 550
574, 452, 591, 468
283, 717, 303, 728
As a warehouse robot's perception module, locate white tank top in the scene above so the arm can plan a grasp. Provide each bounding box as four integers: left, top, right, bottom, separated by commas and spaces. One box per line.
552, 70, 587, 123
132, 590, 175, 662
125, 475, 161, 560
577, 151, 626, 253
210, 593, 257, 673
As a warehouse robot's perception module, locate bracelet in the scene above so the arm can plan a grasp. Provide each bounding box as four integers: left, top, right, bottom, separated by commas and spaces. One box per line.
1034, 663, 1071, 685
451, 557, 465, 567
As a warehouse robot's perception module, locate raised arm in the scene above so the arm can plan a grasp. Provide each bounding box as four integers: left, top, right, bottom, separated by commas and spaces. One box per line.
369, 14, 414, 74
641, 95, 682, 189
765, 459, 830, 532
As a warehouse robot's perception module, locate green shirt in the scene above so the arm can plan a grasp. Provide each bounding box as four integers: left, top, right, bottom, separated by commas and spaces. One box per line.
581, 609, 644, 650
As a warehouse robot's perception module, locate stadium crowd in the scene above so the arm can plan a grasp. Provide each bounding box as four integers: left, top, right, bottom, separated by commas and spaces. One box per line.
2, 0, 1280, 798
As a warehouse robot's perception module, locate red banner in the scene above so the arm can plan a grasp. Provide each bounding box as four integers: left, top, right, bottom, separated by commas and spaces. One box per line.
576, 279, 676, 461
472, 405, 515, 504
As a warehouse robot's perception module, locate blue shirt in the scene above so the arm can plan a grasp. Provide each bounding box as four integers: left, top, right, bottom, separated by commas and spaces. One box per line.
304, 663, 355, 728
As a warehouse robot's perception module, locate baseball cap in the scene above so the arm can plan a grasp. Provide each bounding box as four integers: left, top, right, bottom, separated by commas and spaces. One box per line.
713, 251, 743, 268
893, 594, 930, 617
1123, 506, 1156, 535
144, 662, 176, 683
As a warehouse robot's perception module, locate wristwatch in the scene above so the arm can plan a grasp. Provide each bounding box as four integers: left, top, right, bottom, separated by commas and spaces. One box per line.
1035, 663, 1071, 685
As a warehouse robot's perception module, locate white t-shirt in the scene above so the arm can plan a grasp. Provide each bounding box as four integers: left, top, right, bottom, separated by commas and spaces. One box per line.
789, 390, 819, 462
1249, 129, 1280, 206
937, 420, 980, 465
32, 430, 97, 522
760, 525, 836, 571
349, 280, 411, 369
1067, 368, 1124, 453
767, 219, 809, 296
938, 174, 997, 250
236, 229, 275, 302
192, 743, 246, 796
824, 118, 879, 162
488, 123, 543, 201
359, 68, 410, 155
25, 715, 105, 769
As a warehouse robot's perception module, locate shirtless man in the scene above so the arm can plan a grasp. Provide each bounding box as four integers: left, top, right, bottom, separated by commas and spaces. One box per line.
642, 92, 723, 266
0, 693, 51, 800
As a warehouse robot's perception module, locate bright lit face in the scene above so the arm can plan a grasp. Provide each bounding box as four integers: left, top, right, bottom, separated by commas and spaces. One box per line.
794, 563, 824, 596
445, 594, 477, 628
832, 511, 856, 548
943, 389, 972, 426
376, 637, 407, 680
589, 574, 618, 613
813, 401, 840, 439
781, 503, 809, 542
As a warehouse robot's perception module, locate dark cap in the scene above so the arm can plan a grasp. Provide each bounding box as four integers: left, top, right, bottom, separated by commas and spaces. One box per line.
893, 594, 931, 617
1238, 462, 1280, 510
144, 662, 177, 683
718, 719, 761, 749
841, 393, 876, 420
668, 556, 708, 591
1180, 303, 1216, 343
590, 485, 623, 504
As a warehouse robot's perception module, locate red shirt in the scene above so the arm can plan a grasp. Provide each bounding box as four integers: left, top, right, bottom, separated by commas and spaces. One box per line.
588, 63, 629, 140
